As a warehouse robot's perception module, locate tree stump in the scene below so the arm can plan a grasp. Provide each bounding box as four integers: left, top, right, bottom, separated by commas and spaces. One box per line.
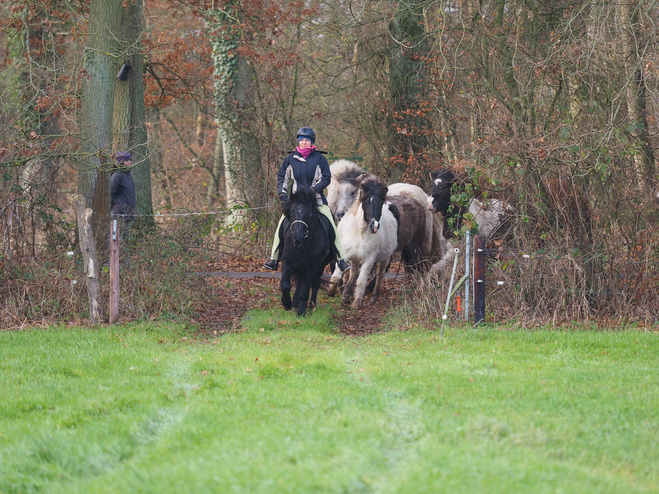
74, 194, 105, 323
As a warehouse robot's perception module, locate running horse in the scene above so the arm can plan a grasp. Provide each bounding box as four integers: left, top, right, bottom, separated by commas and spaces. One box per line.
327, 176, 399, 308
328, 159, 445, 272
279, 188, 335, 316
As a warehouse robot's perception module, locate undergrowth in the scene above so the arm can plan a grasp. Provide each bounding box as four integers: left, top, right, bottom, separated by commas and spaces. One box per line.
0, 219, 218, 328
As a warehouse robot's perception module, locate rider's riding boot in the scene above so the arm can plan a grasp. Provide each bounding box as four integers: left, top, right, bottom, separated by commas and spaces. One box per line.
263, 258, 279, 271
337, 257, 352, 271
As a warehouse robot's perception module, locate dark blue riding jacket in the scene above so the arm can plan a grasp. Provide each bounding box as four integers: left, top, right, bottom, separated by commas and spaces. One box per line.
277, 149, 331, 206
111, 169, 136, 219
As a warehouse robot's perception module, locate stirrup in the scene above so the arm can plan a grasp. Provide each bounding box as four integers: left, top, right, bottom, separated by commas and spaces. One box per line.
263, 258, 278, 271
337, 258, 352, 271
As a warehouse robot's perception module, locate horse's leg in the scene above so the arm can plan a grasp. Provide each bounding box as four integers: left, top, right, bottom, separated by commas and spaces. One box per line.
280, 268, 293, 310
310, 265, 325, 310
296, 275, 313, 316
365, 259, 391, 294
352, 259, 374, 309
365, 272, 376, 295
292, 274, 301, 308
369, 259, 389, 305
341, 262, 359, 305
327, 264, 343, 297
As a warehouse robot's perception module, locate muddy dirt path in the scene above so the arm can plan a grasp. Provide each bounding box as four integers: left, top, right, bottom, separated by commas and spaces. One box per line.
194, 256, 408, 336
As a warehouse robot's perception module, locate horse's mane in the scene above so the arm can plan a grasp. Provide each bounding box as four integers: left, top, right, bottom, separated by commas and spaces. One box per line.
284, 187, 318, 217
346, 176, 388, 218
431, 168, 462, 186
330, 159, 362, 176
361, 176, 388, 201
331, 160, 370, 186
432, 167, 515, 198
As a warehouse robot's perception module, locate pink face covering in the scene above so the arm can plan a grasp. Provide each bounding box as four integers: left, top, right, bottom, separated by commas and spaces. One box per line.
296, 145, 316, 159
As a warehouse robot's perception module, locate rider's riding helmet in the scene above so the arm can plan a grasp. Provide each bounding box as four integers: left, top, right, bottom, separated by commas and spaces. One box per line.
296, 127, 316, 144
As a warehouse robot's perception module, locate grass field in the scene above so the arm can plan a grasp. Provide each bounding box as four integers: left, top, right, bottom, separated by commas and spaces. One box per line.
1, 310, 658, 493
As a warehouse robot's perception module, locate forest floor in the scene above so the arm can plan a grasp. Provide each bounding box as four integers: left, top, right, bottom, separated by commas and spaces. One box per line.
194, 255, 409, 337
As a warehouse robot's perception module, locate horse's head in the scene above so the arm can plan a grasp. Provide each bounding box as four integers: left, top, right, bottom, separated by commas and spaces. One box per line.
286, 188, 317, 248
332, 168, 371, 221
360, 177, 388, 234
428, 169, 457, 215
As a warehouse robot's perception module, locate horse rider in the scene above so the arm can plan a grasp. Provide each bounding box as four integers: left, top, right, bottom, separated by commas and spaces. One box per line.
263, 127, 352, 272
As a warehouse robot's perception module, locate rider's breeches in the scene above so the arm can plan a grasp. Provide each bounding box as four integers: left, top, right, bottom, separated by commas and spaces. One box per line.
269, 204, 346, 260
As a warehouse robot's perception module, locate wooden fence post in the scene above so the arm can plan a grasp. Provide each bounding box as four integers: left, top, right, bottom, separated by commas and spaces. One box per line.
73, 195, 104, 323
109, 219, 120, 324
474, 235, 486, 325
465, 231, 470, 321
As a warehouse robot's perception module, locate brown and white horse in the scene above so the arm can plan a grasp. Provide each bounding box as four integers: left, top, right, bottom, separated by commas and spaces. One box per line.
328, 160, 446, 273
327, 176, 399, 308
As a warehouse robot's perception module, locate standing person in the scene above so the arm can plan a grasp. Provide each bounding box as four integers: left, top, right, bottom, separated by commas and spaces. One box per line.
263, 127, 352, 272
110, 152, 136, 261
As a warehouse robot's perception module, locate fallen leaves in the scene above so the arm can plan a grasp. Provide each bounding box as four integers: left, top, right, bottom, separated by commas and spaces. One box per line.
192, 255, 408, 336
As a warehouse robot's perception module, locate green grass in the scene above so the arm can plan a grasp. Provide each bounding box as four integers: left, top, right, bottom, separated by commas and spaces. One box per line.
1, 312, 658, 493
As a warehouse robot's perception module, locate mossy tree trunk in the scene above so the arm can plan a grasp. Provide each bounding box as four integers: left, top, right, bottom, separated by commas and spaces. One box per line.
209, 8, 262, 225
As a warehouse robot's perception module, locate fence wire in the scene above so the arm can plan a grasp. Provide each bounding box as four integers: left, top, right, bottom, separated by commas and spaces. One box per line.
2, 207, 658, 326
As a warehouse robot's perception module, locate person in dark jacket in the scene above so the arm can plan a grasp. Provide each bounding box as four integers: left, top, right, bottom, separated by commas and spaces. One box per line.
111, 152, 136, 257
263, 127, 351, 272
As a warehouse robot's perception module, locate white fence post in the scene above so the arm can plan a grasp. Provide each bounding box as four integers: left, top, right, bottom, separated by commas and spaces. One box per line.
109, 219, 120, 324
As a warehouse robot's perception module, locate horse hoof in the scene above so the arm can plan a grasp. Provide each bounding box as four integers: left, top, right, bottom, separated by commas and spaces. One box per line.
369, 297, 378, 305
351, 299, 362, 310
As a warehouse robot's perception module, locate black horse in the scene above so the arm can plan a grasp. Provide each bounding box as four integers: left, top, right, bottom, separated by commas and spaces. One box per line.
279, 188, 335, 316
428, 168, 472, 237
428, 168, 514, 241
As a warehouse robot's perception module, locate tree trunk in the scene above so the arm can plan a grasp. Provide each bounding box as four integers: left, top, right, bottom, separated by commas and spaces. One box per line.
149, 108, 173, 208
210, 10, 262, 224
462, 0, 480, 163
206, 128, 224, 207
196, 105, 205, 147
388, 0, 429, 181
618, 0, 656, 190
78, 0, 122, 249
113, 0, 154, 221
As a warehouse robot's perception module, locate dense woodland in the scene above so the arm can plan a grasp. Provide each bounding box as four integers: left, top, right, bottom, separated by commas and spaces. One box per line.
1, 0, 658, 325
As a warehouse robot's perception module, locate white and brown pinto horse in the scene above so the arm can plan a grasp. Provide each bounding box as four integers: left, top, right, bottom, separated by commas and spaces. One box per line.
328, 160, 446, 273
327, 176, 399, 308
388, 183, 446, 270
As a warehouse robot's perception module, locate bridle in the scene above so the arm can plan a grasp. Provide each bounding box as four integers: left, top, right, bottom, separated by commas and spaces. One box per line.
290, 219, 310, 241
290, 201, 313, 243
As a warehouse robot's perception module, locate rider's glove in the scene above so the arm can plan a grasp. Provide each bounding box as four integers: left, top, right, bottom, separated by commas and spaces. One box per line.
278, 193, 289, 205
